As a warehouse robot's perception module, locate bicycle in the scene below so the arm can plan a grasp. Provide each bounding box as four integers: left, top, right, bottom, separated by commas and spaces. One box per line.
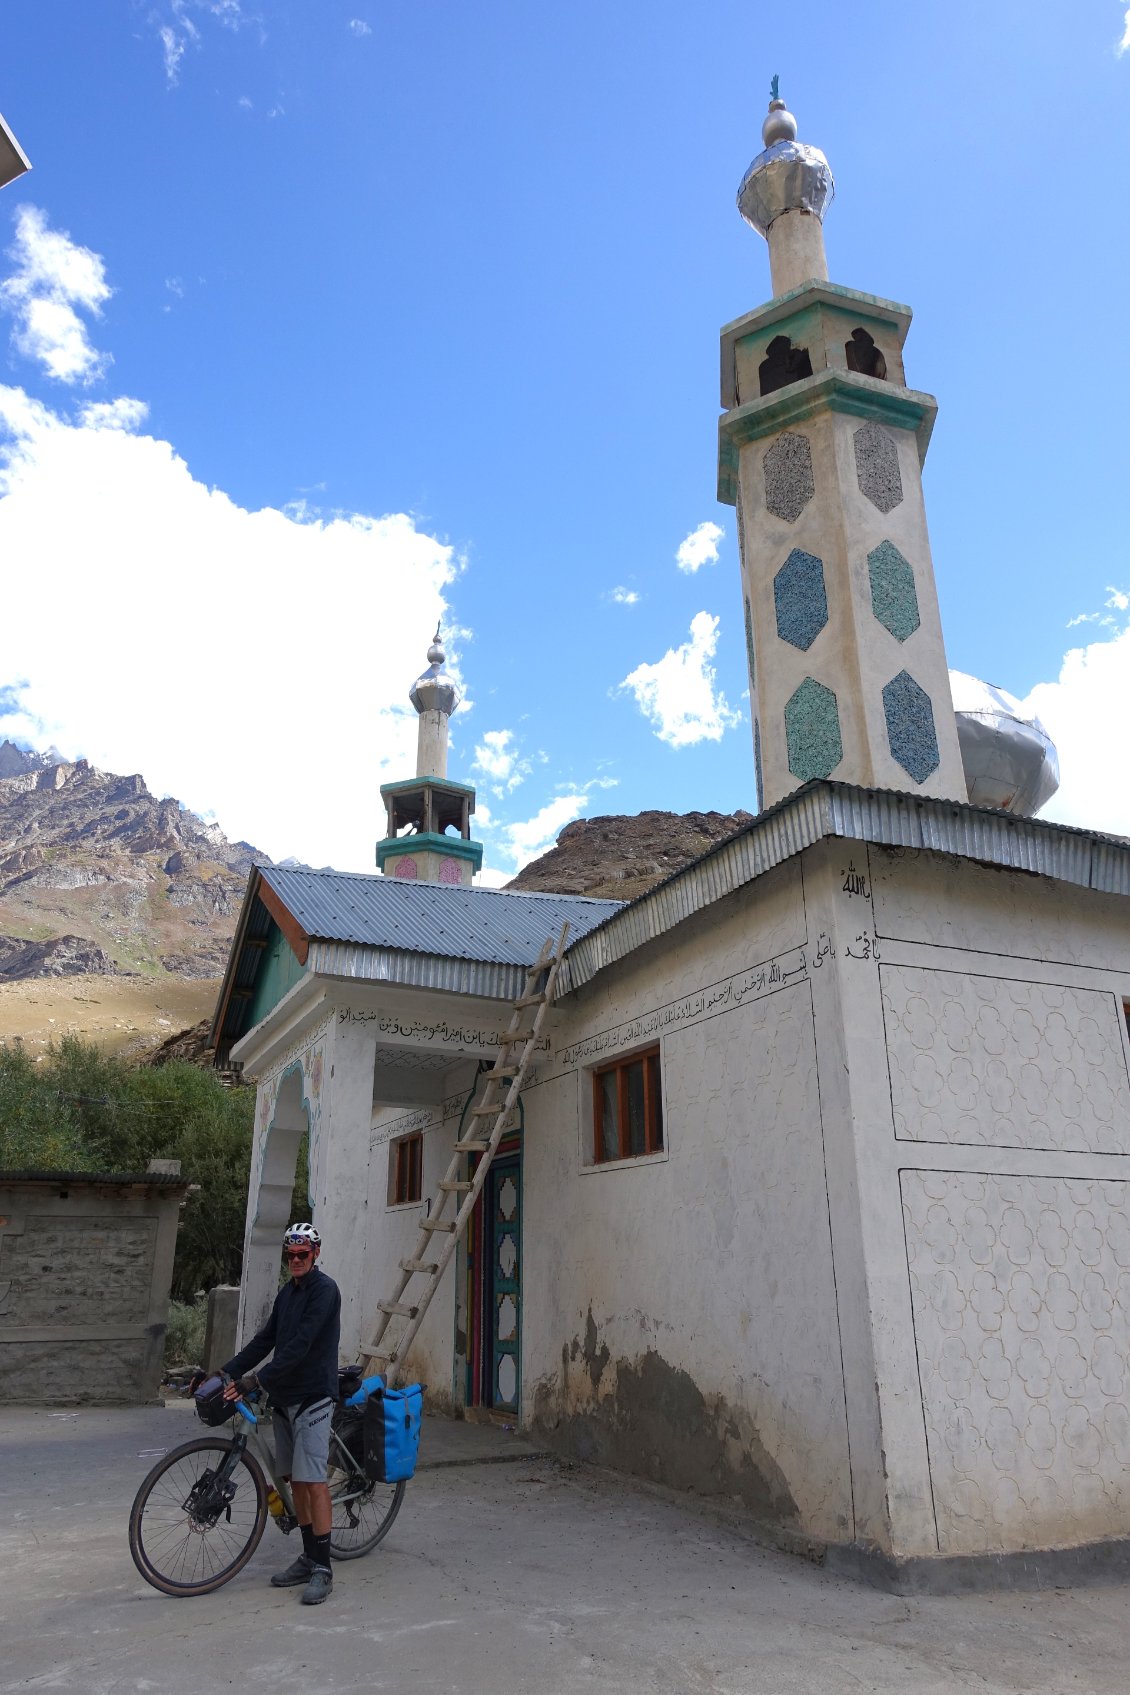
128, 1374, 406, 1597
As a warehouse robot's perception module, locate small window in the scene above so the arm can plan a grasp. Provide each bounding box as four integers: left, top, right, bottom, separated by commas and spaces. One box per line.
845, 326, 887, 380
592, 1047, 663, 1163
759, 334, 813, 397
389, 1132, 423, 1205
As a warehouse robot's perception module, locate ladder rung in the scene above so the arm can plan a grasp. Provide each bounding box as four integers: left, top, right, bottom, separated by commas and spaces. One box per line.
400, 1258, 438, 1274
438, 1179, 473, 1193
488, 1065, 520, 1078
364, 1351, 395, 1367
470, 1103, 504, 1116
378, 1300, 418, 1318
513, 991, 547, 1008
456, 1137, 489, 1153
420, 1218, 456, 1233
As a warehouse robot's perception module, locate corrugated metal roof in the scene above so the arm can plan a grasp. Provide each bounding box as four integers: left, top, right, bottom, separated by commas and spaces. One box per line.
0, 1169, 190, 1188
561, 781, 1130, 994
259, 866, 622, 966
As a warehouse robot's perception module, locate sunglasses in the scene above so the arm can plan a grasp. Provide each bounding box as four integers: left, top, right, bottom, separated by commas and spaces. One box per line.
284, 1248, 313, 1261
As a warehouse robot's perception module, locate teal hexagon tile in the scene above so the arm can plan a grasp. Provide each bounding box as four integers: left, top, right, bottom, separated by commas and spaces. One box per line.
868, 540, 920, 642
883, 670, 939, 783
785, 677, 843, 781
774, 548, 828, 651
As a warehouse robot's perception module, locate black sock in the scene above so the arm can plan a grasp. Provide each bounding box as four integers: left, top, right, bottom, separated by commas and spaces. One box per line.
300, 1522, 315, 1559
310, 1531, 332, 1572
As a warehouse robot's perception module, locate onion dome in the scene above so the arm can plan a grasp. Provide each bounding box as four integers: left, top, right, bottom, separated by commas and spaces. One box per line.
737, 85, 834, 238
409, 626, 459, 718
950, 671, 1060, 816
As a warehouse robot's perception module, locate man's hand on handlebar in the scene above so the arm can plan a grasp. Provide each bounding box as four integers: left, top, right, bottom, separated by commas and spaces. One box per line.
222, 1372, 259, 1403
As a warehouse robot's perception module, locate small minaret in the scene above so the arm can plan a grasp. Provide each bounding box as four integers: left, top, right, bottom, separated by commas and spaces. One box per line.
376, 629, 483, 885
718, 84, 967, 811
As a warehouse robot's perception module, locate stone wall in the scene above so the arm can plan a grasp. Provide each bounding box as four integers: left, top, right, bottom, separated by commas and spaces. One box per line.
0, 1173, 187, 1404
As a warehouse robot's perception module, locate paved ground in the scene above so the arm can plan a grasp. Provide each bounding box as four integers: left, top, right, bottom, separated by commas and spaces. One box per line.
2, 1401, 1129, 1694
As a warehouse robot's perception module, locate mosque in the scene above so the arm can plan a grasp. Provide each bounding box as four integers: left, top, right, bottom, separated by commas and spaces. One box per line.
214, 93, 1130, 1588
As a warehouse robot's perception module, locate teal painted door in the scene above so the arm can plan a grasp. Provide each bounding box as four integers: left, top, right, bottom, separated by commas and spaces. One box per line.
486, 1155, 521, 1414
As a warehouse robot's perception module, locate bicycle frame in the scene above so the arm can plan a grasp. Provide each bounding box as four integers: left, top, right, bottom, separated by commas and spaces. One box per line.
222, 1396, 371, 1526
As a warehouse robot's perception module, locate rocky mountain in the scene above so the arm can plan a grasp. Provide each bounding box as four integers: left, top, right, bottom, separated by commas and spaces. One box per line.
505, 809, 754, 902
0, 741, 266, 983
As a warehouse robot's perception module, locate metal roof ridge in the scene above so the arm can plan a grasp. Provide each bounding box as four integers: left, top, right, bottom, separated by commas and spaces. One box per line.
559, 780, 1130, 995
262, 863, 624, 907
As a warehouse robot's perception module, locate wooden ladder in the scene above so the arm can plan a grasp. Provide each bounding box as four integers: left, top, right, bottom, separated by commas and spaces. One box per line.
360, 922, 569, 1386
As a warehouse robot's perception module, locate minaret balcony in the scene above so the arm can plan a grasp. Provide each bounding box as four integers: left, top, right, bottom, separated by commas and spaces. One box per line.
718, 366, 937, 507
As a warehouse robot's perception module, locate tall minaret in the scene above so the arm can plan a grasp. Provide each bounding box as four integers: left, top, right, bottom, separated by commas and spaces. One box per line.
376, 629, 483, 885
718, 85, 967, 811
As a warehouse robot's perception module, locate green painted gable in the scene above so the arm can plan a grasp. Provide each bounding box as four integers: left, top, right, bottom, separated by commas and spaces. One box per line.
248, 920, 305, 1028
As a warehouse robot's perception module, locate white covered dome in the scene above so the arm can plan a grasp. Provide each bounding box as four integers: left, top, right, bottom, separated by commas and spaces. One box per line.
950, 670, 1059, 817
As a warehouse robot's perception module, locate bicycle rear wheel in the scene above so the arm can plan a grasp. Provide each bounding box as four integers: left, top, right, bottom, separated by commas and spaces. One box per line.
129, 1436, 268, 1596
328, 1463, 405, 1559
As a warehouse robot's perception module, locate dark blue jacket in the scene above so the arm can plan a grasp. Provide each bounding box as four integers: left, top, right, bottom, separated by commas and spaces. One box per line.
224, 1265, 340, 1408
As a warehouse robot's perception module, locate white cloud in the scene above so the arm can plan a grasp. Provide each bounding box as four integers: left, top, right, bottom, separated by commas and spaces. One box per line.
0, 206, 111, 385
610, 586, 640, 606
150, 1, 248, 87
675, 520, 723, 575
1119, 8, 1130, 53
0, 383, 459, 871
491, 793, 591, 873
79, 397, 149, 433
1021, 593, 1130, 837
619, 612, 741, 748
348, 18, 372, 35
472, 728, 530, 794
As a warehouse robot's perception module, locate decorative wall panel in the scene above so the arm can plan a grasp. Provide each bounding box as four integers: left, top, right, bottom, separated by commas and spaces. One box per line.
763, 431, 815, 523
883, 669, 939, 783
774, 549, 828, 652
903, 1169, 1130, 1554
785, 678, 842, 781
868, 540, 920, 642
853, 420, 903, 514
882, 968, 1130, 1155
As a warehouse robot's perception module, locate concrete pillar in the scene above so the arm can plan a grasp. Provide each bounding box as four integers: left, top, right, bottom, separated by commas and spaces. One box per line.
416, 709, 448, 779
767, 208, 828, 296
310, 1015, 380, 1360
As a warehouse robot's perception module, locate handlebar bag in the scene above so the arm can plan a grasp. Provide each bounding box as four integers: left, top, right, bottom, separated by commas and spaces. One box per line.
194, 1373, 235, 1427
362, 1383, 423, 1483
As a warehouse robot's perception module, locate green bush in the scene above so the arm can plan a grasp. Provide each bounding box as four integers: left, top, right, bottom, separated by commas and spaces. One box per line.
164, 1293, 208, 1370
0, 1036, 262, 1300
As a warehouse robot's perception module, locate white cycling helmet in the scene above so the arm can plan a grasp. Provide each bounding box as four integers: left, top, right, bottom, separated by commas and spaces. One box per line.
283, 1222, 321, 1248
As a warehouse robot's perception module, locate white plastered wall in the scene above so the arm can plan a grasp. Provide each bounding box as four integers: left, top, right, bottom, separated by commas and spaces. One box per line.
804, 836, 1130, 1558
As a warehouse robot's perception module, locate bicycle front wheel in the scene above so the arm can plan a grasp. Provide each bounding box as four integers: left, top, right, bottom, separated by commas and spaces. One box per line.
129, 1436, 268, 1596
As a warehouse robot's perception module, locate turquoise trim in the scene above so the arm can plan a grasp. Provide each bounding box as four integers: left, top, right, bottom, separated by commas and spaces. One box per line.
720, 280, 913, 343
249, 921, 305, 1028
379, 776, 476, 800
717, 369, 936, 505
377, 832, 484, 872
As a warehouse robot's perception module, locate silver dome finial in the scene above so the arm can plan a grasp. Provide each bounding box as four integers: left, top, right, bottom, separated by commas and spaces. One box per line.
737, 80, 834, 239
410, 624, 458, 718
762, 77, 798, 147
427, 623, 445, 666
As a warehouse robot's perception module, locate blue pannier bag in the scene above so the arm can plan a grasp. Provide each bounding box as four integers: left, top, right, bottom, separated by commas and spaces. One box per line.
362, 1382, 423, 1483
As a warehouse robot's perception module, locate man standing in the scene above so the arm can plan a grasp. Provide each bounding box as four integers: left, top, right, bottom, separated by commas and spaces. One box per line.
222, 1222, 341, 1605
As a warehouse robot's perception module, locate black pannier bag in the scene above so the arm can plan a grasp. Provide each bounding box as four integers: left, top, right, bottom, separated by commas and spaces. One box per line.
332, 1406, 366, 1471
194, 1373, 235, 1427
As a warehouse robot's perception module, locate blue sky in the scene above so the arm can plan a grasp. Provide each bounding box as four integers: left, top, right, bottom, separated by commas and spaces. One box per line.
0, 1, 1128, 877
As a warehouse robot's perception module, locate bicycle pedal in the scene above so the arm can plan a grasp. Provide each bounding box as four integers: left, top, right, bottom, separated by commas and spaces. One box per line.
278, 1513, 298, 1533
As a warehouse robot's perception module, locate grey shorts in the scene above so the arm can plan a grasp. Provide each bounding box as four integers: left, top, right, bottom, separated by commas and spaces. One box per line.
274, 1397, 333, 1484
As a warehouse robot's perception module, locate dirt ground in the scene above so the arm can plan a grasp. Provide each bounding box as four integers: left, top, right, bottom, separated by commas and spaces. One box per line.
2, 1400, 1129, 1695
0, 973, 220, 1057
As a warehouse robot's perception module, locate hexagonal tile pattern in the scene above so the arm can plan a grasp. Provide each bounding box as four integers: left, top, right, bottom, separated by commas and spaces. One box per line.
883, 669, 939, 783
763, 431, 814, 523
853, 420, 903, 514
774, 548, 828, 651
785, 677, 843, 780
868, 540, 920, 641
